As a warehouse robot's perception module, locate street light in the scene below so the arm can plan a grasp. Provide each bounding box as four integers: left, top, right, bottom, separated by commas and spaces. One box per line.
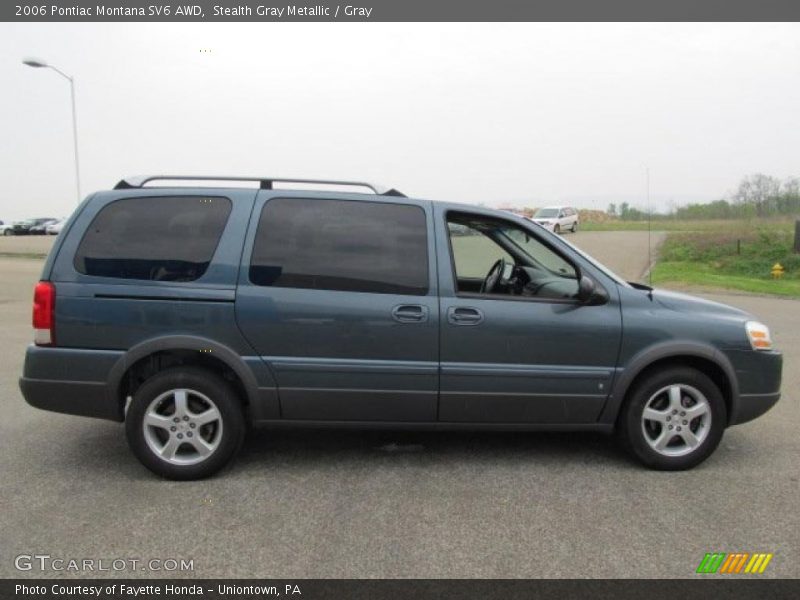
23, 57, 82, 202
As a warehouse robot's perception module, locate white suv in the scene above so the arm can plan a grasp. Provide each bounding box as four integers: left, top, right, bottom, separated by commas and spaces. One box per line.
532, 206, 579, 234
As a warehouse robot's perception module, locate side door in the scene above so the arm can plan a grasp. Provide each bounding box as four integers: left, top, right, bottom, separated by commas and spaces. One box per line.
558, 209, 569, 230
435, 205, 622, 424
235, 193, 439, 422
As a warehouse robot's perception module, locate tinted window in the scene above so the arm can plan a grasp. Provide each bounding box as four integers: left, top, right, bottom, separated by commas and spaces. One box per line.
74, 196, 231, 282
250, 198, 428, 295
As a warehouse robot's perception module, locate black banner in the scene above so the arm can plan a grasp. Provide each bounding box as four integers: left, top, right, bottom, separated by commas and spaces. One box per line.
4, 0, 800, 22
3, 579, 800, 600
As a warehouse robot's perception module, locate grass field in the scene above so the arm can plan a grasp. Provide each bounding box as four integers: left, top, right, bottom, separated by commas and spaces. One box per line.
580, 217, 798, 232
645, 219, 800, 297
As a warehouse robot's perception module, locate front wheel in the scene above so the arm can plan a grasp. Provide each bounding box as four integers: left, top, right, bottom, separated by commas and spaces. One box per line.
125, 367, 246, 480
618, 367, 726, 470
554, 224, 561, 234
3, 229, 12, 236
571, 222, 578, 233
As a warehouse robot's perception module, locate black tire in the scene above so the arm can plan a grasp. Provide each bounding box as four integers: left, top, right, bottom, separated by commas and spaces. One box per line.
4, 229, 12, 236
571, 222, 578, 233
618, 366, 726, 470
125, 367, 246, 480
554, 224, 561, 234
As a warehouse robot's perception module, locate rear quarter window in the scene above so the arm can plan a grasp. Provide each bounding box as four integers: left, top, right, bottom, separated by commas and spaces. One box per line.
74, 196, 231, 282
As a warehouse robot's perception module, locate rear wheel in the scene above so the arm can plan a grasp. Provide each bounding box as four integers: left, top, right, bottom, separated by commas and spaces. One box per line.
125, 367, 246, 480
571, 222, 578, 233
619, 367, 726, 470
4, 229, 12, 236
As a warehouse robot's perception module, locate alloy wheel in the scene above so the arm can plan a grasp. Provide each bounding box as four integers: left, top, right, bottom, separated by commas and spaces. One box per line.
142, 388, 223, 465
640, 383, 711, 457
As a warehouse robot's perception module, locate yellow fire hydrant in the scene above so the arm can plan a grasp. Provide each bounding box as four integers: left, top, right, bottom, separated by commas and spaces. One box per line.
771, 263, 785, 279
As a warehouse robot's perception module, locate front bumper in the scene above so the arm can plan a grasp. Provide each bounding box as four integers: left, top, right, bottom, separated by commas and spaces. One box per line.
19, 345, 124, 421
728, 349, 783, 426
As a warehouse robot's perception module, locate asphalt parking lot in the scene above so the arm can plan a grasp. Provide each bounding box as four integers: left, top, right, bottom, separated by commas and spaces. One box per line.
0, 232, 797, 579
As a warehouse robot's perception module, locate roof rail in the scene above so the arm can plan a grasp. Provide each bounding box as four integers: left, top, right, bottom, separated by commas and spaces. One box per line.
113, 175, 406, 197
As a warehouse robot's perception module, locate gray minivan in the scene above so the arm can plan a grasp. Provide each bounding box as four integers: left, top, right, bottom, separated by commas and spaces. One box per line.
20, 176, 782, 479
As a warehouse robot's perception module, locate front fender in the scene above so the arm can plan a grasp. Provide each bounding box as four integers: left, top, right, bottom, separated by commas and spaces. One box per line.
599, 341, 739, 426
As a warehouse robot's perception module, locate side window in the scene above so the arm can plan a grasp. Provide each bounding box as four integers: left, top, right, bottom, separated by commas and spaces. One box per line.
74, 196, 231, 282
249, 198, 429, 295
447, 212, 579, 300
448, 222, 513, 278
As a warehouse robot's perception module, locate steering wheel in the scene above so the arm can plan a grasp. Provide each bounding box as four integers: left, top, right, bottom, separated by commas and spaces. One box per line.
481, 258, 506, 294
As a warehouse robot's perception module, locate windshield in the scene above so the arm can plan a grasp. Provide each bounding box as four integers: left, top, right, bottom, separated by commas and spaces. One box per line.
534, 208, 559, 218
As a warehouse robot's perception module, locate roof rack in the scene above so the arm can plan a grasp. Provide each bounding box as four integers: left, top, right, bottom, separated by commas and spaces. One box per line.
114, 175, 406, 197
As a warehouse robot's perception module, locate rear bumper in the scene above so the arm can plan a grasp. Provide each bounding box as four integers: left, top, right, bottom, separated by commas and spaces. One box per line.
19, 345, 124, 422
19, 377, 120, 421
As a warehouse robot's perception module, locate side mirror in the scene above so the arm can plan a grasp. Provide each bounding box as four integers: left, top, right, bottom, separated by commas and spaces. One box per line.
576, 275, 608, 305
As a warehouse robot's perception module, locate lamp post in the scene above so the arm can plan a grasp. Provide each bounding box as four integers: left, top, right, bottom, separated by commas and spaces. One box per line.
23, 57, 82, 202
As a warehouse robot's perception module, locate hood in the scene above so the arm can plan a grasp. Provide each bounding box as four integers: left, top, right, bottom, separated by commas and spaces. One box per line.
649, 288, 752, 320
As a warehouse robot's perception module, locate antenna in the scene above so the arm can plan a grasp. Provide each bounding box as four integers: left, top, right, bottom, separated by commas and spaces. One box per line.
646, 166, 652, 286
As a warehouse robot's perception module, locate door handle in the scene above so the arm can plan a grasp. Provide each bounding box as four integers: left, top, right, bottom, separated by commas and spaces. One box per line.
448, 307, 484, 326
392, 304, 428, 323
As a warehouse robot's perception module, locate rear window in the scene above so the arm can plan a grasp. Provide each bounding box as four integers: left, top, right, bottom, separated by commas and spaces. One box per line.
74, 196, 231, 282
249, 198, 429, 295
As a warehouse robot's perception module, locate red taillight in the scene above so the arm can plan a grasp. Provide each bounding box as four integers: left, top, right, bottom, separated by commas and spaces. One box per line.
33, 281, 55, 346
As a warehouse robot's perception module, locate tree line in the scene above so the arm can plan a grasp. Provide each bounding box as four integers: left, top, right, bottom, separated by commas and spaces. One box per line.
607, 174, 800, 220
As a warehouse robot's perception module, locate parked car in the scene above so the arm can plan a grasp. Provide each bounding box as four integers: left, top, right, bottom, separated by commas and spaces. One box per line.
45, 219, 65, 235
533, 206, 579, 233
0, 220, 14, 236
29, 219, 59, 235
20, 175, 782, 479
13, 218, 57, 235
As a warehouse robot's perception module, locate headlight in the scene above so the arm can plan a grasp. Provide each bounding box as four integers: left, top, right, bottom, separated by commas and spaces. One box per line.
746, 321, 773, 351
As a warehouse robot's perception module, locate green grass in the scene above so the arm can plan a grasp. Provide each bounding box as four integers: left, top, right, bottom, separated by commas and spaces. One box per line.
651, 262, 800, 297
650, 224, 800, 297
581, 217, 796, 233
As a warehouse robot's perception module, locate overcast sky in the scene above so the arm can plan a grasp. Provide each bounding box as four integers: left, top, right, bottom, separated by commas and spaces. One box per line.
1, 22, 798, 221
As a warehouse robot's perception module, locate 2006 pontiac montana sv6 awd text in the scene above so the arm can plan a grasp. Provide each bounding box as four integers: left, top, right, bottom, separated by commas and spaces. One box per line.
20, 176, 782, 479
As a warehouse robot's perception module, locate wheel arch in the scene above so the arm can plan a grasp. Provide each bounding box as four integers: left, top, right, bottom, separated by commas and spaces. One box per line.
602, 342, 739, 427
107, 336, 260, 422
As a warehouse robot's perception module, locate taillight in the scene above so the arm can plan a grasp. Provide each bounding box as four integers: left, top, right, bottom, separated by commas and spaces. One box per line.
33, 281, 55, 346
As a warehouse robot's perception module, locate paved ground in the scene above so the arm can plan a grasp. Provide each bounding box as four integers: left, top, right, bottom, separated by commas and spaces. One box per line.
0, 231, 796, 579
0, 234, 55, 257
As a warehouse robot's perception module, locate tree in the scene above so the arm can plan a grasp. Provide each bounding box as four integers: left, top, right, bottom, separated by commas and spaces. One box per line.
607, 203, 617, 217
733, 173, 782, 217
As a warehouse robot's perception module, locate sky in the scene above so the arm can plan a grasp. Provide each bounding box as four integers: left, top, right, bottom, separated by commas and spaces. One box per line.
1, 22, 799, 221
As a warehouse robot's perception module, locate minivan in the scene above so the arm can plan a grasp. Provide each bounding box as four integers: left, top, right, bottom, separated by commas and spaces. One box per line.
20, 176, 782, 479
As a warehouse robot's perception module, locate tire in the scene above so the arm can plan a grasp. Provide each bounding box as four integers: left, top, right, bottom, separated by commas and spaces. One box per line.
618, 366, 726, 470
4, 229, 12, 236
571, 222, 578, 233
554, 224, 561, 234
125, 366, 246, 480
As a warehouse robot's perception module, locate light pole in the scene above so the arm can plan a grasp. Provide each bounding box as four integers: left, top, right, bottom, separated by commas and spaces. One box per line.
23, 57, 82, 202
